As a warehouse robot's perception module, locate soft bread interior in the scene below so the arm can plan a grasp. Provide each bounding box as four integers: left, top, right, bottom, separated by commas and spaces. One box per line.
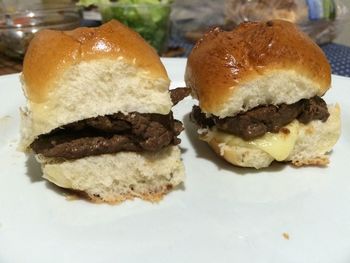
185, 20, 331, 118
36, 146, 185, 203
216, 70, 321, 118
20, 58, 172, 150
200, 104, 340, 169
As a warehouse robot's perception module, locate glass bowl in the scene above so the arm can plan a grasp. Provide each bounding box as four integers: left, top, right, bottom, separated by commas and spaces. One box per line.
99, 2, 171, 54
0, 4, 81, 58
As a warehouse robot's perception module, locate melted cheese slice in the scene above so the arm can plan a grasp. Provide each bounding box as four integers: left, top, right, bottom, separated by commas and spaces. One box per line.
202, 121, 300, 161
247, 121, 299, 161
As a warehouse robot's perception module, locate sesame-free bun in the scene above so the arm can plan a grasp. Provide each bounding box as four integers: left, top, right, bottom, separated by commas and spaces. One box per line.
185, 20, 331, 118
20, 20, 172, 150
201, 105, 340, 169
37, 146, 185, 203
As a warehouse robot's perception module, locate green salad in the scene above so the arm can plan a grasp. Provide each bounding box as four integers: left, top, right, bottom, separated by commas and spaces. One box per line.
78, 0, 172, 53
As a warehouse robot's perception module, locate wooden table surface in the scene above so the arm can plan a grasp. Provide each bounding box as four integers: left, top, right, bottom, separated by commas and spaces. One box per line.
0, 53, 23, 75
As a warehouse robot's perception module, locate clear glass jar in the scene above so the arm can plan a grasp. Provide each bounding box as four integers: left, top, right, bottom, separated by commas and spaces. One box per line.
0, 4, 81, 58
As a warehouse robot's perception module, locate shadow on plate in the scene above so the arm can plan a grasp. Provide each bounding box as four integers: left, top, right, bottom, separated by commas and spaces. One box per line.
25, 154, 43, 182
25, 154, 69, 195
182, 113, 286, 175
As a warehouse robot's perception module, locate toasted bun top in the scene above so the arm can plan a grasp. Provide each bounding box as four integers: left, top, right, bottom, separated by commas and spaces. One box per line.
185, 20, 331, 117
22, 20, 168, 103
20, 20, 173, 150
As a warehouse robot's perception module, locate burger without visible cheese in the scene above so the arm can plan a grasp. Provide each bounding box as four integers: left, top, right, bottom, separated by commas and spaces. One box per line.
20, 20, 189, 203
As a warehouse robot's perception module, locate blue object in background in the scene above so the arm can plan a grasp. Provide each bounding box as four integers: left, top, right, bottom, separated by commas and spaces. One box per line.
321, 43, 350, 77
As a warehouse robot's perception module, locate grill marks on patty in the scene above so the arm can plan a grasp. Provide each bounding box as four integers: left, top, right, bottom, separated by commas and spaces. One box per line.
31, 112, 184, 160
191, 96, 330, 140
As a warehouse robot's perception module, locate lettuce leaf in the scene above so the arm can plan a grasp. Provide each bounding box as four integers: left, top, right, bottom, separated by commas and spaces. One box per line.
77, 0, 171, 53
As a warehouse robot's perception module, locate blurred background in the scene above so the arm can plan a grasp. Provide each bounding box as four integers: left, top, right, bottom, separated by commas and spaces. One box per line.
0, 0, 349, 76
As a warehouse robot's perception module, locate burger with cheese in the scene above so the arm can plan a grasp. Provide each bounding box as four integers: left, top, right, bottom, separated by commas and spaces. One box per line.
186, 20, 341, 169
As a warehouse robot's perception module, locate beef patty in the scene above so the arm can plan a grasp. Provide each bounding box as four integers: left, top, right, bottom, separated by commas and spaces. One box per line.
191, 96, 329, 140
31, 111, 183, 160
31, 88, 190, 160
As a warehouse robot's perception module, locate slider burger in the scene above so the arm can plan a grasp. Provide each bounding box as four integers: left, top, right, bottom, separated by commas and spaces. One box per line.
19, 20, 188, 202
186, 20, 341, 169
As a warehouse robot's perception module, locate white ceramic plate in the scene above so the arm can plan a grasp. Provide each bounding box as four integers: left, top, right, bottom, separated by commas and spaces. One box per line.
1, 58, 350, 263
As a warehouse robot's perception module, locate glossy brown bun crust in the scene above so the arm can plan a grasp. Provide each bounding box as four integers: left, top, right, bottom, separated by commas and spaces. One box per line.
185, 20, 331, 115
22, 20, 168, 103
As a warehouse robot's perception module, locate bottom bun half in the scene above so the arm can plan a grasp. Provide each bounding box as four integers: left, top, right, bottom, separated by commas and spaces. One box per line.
200, 104, 341, 169
36, 146, 185, 203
